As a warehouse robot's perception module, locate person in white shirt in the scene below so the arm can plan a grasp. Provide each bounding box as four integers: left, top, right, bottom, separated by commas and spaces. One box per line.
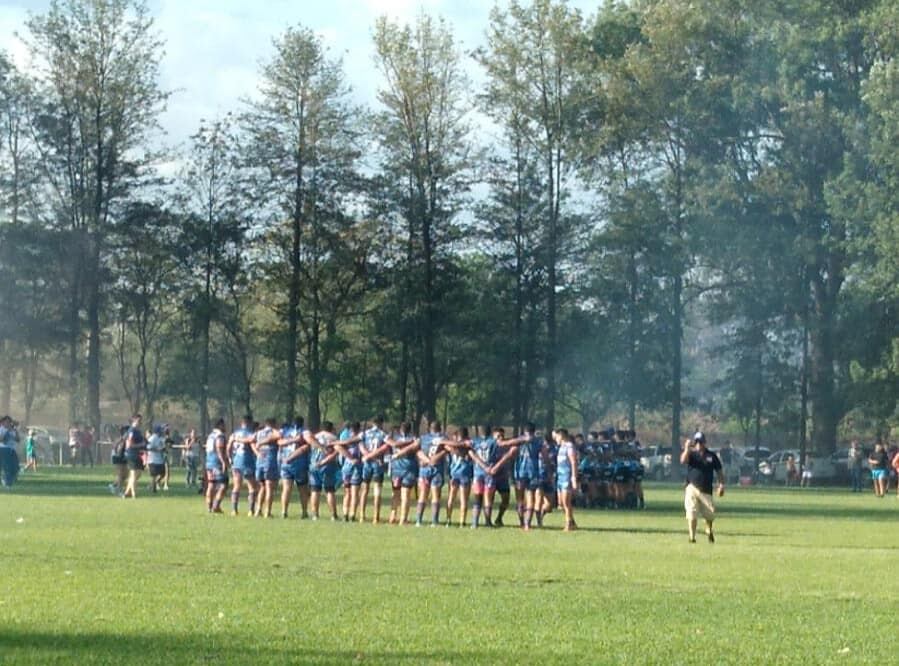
146, 426, 166, 493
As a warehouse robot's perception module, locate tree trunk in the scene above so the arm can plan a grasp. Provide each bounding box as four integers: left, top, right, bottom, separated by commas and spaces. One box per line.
627, 248, 638, 429
308, 325, 322, 430
421, 207, 437, 423
399, 339, 409, 422
86, 235, 102, 435
544, 149, 558, 431
670, 272, 683, 452
0, 341, 11, 416
68, 245, 82, 425
808, 303, 838, 455
23, 349, 38, 425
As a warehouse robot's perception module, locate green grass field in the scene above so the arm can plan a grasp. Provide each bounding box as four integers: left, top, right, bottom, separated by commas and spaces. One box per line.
0, 468, 895, 664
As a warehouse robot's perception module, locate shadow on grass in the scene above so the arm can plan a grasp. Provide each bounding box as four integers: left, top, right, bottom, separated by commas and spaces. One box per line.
0, 629, 496, 664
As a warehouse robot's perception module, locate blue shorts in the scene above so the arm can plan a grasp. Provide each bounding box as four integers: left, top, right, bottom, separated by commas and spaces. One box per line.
205, 467, 226, 484
450, 474, 472, 487
342, 463, 363, 487
494, 473, 510, 494
255, 456, 278, 482
391, 470, 417, 489
556, 474, 573, 492
541, 480, 555, 495
472, 473, 496, 494
281, 464, 309, 486
232, 461, 255, 478
872, 469, 888, 481
310, 466, 337, 492
362, 461, 386, 483
514, 472, 540, 491
419, 465, 444, 488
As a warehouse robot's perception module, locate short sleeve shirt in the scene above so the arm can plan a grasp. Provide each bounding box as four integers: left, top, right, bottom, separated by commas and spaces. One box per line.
685, 449, 722, 495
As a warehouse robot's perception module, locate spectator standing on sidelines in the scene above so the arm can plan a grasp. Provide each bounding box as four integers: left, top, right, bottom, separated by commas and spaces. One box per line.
146, 426, 166, 493
0, 416, 19, 488
23, 429, 38, 472
680, 432, 724, 544
68, 424, 81, 467
868, 442, 888, 498
122, 415, 146, 499
179, 429, 200, 488
109, 426, 128, 495
80, 426, 95, 467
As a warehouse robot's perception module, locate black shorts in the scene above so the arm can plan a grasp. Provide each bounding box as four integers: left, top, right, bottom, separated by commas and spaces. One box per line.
149, 463, 165, 477
111, 455, 126, 465
127, 457, 144, 472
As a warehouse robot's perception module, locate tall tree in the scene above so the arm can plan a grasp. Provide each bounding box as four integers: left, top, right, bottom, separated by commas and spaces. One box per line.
245, 26, 369, 427
372, 13, 471, 425
24, 0, 168, 432
177, 116, 247, 435
477, 0, 589, 429
109, 201, 181, 425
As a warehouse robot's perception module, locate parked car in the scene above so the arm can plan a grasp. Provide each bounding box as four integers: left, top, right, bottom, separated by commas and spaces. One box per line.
640, 445, 674, 480
759, 449, 838, 483
716, 446, 746, 483
738, 446, 772, 465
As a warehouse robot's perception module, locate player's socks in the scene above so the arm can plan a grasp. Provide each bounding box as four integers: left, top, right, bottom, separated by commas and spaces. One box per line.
484, 505, 493, 526
516, 503, 525, 526
524, 507, 533, 529
415, 502, 426, 525
431, 501, 441, 525
536, 509, 544, 527
471, 501, 481, 528
231, 490, 239, 513
248, 492, 257, 515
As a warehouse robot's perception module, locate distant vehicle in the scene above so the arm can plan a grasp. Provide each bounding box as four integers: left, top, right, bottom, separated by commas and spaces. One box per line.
640, 445, 673, 480
738, 446, 772, 465
716, 446, 746, 483
759, 449, 837, 483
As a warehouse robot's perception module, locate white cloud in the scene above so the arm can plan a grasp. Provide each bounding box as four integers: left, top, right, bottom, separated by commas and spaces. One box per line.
1, 0, 601, 148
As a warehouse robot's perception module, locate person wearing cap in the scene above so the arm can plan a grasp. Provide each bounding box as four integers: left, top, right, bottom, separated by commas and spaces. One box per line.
679, 431, 724, 543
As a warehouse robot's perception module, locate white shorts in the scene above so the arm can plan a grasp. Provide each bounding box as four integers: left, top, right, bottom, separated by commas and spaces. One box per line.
684, 483, 715, 521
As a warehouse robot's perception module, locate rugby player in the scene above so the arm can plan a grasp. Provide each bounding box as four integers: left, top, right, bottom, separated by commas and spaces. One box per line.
308, 422, 340, 521
385, 422, 418, 525
253, 418, 282, 518
444, 427, 473, 527
279, 417, 311, 519
416, 421, 448, 527
358, 416, 390, 524
229, 415, 257, 516
204, 418, 228, 513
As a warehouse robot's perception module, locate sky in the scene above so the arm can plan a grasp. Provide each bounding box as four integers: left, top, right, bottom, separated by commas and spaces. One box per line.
0, 0, 600, 148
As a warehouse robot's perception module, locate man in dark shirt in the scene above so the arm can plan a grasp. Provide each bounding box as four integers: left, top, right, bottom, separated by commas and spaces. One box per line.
679, 432, 724, 543
867, 442, 889, 497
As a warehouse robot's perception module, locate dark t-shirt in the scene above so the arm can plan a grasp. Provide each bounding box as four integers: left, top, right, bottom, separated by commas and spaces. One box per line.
685, 449, 722, 494
869, 449, 888, 471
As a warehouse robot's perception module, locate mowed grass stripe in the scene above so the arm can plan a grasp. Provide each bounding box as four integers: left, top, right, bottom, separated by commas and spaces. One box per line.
1, 469, 896, 664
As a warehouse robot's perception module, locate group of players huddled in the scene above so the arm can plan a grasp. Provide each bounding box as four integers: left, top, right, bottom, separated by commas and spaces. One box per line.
173, 414, 646, 532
